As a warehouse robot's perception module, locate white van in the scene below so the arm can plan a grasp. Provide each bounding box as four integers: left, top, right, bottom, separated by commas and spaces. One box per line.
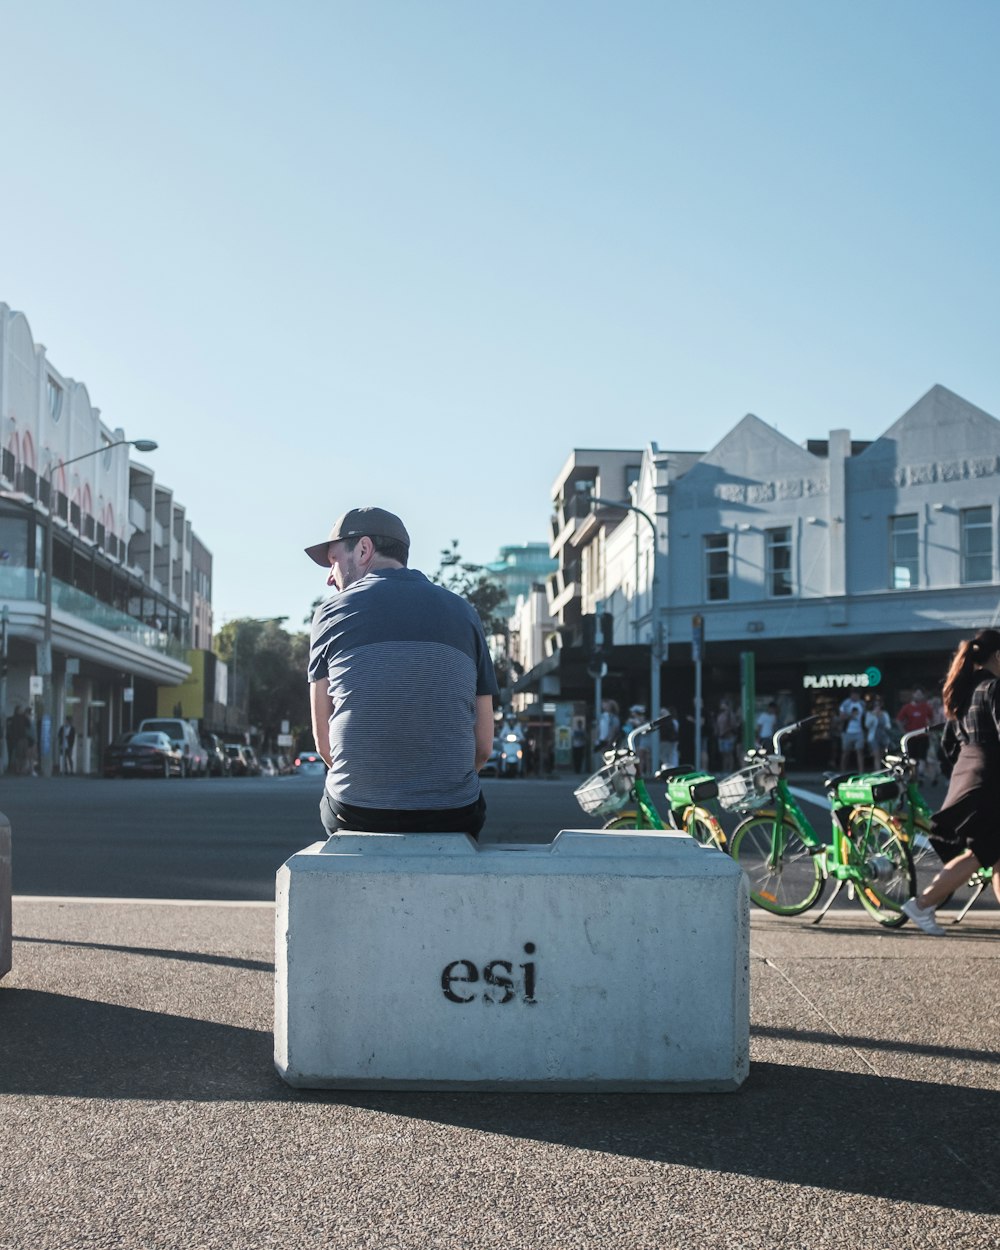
136, 718, 207, 777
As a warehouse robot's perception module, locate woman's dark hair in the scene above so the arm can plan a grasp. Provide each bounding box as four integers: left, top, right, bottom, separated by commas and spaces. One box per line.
942, 628, 1000, 719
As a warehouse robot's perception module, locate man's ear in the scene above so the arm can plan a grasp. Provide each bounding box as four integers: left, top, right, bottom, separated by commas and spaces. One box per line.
356, 535, 376, 563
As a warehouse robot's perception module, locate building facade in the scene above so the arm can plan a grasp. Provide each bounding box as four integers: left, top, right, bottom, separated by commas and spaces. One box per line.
528, 386, 1000, 765
0, 302, 213, 773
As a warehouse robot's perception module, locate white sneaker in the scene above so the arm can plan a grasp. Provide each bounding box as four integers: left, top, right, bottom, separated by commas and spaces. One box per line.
902, 898, 946, 936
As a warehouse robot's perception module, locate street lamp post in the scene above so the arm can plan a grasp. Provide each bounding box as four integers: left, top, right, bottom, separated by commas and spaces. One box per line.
588, 495, 662, 770
40, 438, 158, 777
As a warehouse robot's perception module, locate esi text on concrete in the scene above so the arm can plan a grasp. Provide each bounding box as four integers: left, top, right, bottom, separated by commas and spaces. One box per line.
0, 811, 11, 980
274, 829, 749, 1092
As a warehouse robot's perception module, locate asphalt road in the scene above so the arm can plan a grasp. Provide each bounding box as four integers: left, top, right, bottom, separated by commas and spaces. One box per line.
1, 773, 598, 899
6, 770, 991, 912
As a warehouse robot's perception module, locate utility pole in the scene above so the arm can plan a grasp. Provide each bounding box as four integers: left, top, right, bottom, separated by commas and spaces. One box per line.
39, 439, 158, 776
0, 605, 8, 775
588, 496, 661, 771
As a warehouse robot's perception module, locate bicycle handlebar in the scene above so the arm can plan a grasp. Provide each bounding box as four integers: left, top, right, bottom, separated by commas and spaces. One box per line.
625, 713, 672, 753
884, 723, 946, 770
772, 715, 819, 756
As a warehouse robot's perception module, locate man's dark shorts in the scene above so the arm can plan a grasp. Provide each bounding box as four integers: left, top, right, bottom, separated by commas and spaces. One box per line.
320, 791, 487, 840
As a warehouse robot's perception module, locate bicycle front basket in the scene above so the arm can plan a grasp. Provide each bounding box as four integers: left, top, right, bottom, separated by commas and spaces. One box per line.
717, 763, 778, 812
574, 758, 638, 818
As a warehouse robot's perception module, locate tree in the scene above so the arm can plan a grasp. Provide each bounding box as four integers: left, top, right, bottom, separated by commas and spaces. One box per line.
432, 541, 513, 691
215, 618, 311, 751
432, 540, 508, 635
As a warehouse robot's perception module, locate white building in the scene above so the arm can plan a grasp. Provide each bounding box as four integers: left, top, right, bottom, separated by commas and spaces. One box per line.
0, 302, 212, 773
528, 386, 1000, 767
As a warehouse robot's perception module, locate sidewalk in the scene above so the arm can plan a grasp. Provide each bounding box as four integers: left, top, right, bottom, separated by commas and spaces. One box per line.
2, 895, 998, 1249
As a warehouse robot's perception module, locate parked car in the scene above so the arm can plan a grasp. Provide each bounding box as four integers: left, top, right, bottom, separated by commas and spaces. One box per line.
199, 731, 230, 777
111, 731, 184, 778
224, 743, 251, 776
258, 755, 279, 777
243, 746, 262, 776
293, 752, 327, 777
137, 718, 207, 777
103, 731, 137, 777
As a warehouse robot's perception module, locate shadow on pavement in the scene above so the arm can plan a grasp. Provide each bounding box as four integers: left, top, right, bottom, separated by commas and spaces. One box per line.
1, 988, 997, 1214
14, 934, 274, 973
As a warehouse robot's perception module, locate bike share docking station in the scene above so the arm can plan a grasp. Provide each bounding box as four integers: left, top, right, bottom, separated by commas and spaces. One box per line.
275, 830, 749, 1091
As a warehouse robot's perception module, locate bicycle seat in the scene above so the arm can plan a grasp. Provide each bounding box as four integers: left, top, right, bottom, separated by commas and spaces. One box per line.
653, 763, 696, 782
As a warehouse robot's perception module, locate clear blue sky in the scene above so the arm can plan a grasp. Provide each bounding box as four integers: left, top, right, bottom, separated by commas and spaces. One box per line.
2, 0, 997, 630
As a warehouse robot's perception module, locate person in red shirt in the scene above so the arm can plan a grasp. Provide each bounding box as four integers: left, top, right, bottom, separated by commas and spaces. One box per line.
897, 687, 934, 779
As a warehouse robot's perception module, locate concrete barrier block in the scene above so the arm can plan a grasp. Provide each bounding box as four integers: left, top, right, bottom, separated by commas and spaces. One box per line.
0, 811, 11, 981
275, 830, 749, 1092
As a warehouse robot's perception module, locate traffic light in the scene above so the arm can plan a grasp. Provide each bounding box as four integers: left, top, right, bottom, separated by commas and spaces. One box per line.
582, 612, 614, 660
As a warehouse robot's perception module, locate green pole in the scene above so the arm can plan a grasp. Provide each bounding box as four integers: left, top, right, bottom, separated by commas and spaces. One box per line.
740, 651, 756, 755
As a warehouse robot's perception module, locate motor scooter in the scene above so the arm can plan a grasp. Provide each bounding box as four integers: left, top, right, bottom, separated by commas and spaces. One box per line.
499, 732, 524, 777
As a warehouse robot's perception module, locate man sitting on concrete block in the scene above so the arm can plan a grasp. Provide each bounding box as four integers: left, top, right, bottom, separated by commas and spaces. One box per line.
305, 506, 499, 839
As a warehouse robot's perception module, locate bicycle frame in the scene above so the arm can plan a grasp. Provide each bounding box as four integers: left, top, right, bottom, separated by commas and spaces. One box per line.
734, 719, 914, 924
857, 728, 992, 923
628, 773, 667, 830
595, 714, 726, 850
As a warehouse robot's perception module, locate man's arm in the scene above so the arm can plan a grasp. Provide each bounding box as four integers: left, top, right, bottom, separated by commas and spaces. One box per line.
310, 681, 334, 767
475, 695, 494, 771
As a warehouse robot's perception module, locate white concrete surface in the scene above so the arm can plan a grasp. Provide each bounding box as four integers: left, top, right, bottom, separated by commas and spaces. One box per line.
275, 829, 749, 1091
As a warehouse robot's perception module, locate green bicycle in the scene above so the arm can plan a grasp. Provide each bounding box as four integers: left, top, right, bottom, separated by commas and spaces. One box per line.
846, 728, 993, 924
725, 719, 916, 927
573, 712, 727, 852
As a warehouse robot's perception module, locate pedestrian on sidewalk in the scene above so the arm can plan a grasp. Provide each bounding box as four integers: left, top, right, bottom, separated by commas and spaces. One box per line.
897, 686, 934, 781
571, 723, 588, 774
902, 628, 1000, 935
660, 706, 680, 769
864, 696, 892, 770
58, 717, 77, 775
838, 688, 866, 772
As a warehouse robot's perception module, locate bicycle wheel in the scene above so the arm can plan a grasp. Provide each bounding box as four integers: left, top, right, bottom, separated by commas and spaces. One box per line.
730, 812, 824, 915
848, 808, 915, 928
907, 815, 945, 893
603, 811, 641, 829
686, 806, 728, 853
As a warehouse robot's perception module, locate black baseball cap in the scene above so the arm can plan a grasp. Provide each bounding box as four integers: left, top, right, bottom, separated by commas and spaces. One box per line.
304, 506, 410, 566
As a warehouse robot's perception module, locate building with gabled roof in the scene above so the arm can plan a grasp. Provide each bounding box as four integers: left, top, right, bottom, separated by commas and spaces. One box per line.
523, 385, 1000, 768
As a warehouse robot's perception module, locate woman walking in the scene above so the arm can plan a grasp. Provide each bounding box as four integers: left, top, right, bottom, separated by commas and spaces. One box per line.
902, 628, 1000, 935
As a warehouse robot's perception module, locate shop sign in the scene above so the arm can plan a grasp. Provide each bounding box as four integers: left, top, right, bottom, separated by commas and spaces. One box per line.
803, 666, 882, 690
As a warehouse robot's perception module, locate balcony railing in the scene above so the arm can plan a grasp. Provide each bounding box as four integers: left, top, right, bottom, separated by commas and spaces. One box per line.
0, 567, 185, 658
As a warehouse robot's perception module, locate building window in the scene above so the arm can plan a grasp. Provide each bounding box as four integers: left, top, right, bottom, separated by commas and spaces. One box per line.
961, 507, 993, 584
47, 377, 63, 421
766, 527, 793, 596
890, 514, 918, 589
705, 533, 730, 601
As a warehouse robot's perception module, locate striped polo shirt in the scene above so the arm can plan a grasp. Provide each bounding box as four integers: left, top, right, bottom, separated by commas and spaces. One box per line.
308, 568, 499, 810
